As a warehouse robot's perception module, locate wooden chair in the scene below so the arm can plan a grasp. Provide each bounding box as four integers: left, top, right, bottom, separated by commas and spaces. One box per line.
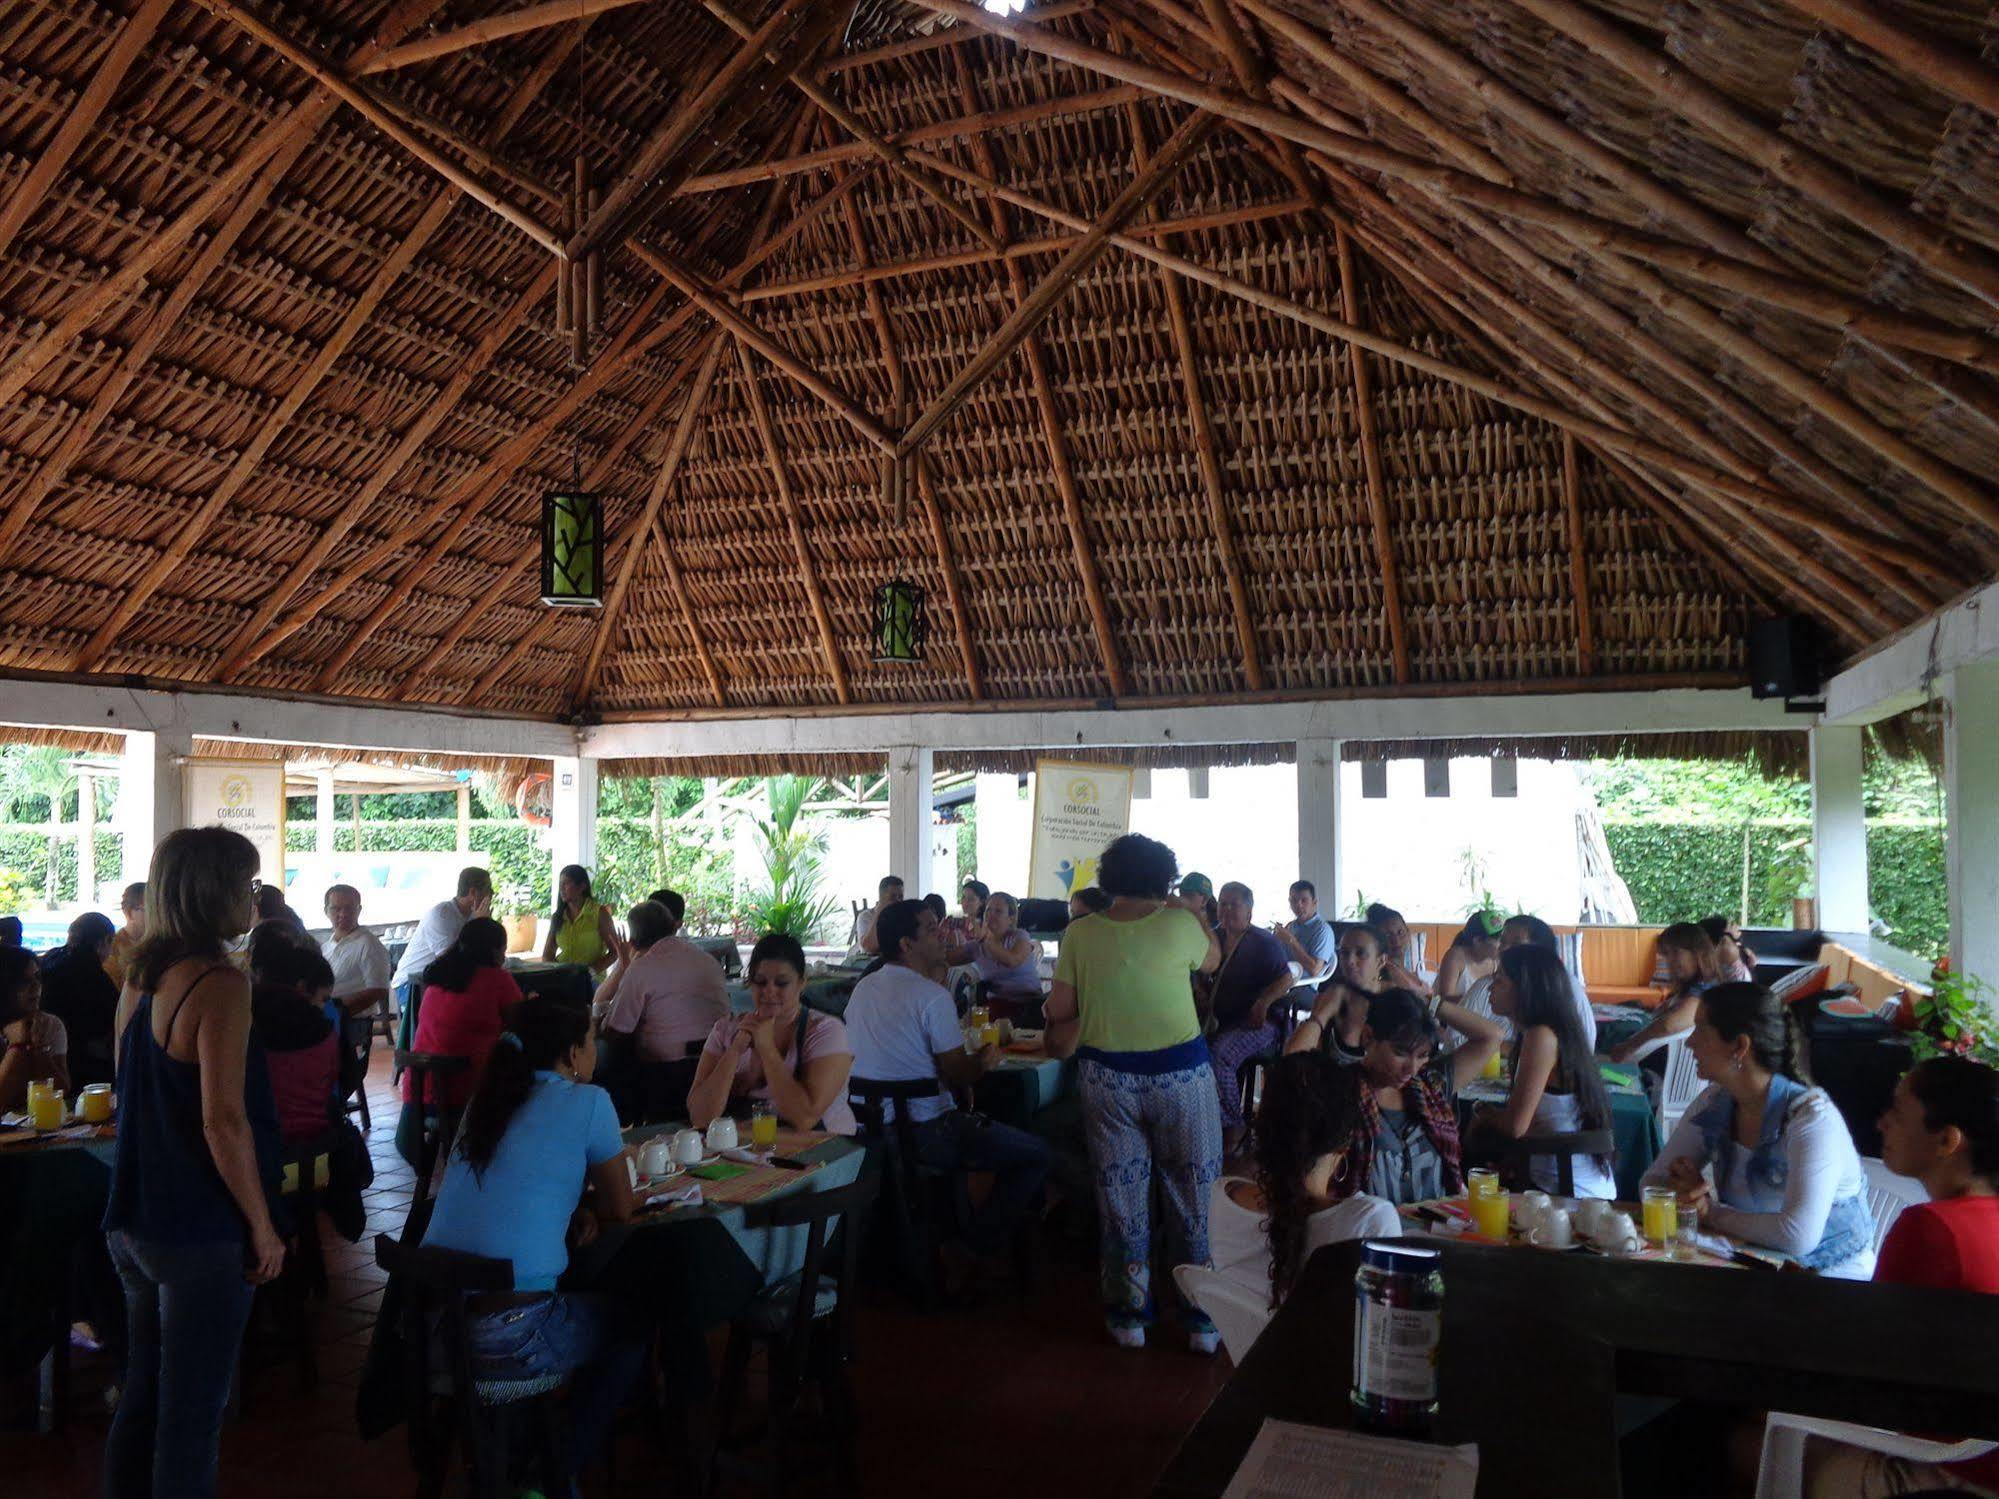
338, 1014, 374, 1132
846, 1076, 954, 1306
395, 1050, 470, 1207
1502, 1128, 1618, 1198
710, 1171, 882, 1499
374, 1230, 567, 1499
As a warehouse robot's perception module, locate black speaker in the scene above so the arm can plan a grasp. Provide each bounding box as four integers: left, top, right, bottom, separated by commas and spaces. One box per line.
1748, 616, 1821, 700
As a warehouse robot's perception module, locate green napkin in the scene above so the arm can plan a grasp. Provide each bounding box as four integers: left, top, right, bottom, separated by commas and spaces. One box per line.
1598, 1062, 1641, 1090
691, 1160, 750, 1182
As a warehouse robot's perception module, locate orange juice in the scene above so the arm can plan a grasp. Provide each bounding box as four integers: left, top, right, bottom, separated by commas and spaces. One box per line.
751, 1109, 778, 1150
1480, 1047, 1504, 1080
980, 1023, 1000, 1048
1468, 1189, 1510, 1240
1641, 1187, 1678, 1246
79, 1085, 112, 1124
27, 1080, 63, 1131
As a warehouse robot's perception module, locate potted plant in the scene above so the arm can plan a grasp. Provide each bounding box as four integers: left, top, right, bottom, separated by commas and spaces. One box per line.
495, 884, 539, 955
1912, 959, 1999, 1065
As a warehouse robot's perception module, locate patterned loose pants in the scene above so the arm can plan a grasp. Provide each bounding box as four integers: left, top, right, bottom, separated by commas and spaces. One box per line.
1208, 1019, 1283, 1131
1080, 1056, 1224, 1332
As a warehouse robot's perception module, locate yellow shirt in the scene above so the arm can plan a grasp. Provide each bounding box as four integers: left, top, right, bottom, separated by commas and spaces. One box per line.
551, 898, 609, 969
1053, 907, 1209, 1054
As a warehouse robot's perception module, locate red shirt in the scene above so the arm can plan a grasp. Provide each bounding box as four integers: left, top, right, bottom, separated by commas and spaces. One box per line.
403, 967, 522, 1109
1874, 1195, 1999, 1482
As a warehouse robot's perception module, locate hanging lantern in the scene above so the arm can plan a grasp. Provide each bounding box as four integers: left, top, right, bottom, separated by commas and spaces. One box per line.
873, 577, 926, 663
540, 488, 604, 607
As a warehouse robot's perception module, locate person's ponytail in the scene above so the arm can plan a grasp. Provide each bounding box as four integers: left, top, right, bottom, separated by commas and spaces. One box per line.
1777, 1004, 1811, 1085
454, 999, 590, 1180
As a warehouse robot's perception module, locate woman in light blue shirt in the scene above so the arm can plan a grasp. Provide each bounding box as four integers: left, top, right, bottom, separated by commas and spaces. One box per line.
421, 999, 639, 1490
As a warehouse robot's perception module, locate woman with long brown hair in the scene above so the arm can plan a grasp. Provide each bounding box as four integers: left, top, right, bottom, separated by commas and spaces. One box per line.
1608, 920, 1723, 1064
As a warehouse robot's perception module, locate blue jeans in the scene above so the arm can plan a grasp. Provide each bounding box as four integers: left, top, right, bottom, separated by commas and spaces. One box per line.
465, 1293, 646, 1482
911, 1110, 1052, 1257
104, 1229, 257, 1499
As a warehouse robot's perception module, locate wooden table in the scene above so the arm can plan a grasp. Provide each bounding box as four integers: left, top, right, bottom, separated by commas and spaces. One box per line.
1155, 1237, 1999, 1498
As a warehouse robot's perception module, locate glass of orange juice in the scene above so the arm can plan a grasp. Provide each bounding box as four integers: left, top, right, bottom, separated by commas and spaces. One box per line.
79, 1084, 113, 1124
1469, 1187, 1511, 1240
1641, 1186, 1679, 1247
1466, 1167, 1500, 1199
750, 1101, 778, 1151
27, 1079, 64, 1132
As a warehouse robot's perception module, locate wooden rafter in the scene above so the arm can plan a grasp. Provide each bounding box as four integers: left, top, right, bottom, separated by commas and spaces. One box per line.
1561, 435, 1597, 676
567, 334, 731, 708
1124, 100, 1265, 691
952, 49, 1128, 699
733, 340, 853, 704
572, 0, 848, 260
837, 188, 985, 699
0, 0, 452, 414
1775, 0, 1999, 118
648, 510, 730, 708
701, 0, 1003, 253
355, 0, 651, 75
1332, 225, 1411, 684
902, 107, 1217, 455
187, 0, 566, 255
0, 0, 171, 266
1504, 0, 1999, 314
819, 0, 1093, 73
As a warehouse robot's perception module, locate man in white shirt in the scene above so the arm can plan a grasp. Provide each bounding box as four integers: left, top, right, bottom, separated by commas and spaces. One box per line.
321, 884, 393, 1018
843, 874, 904, 964
602, 895, 729, 1063
844, 900, 1051, 1282
391, 866, 492, 1012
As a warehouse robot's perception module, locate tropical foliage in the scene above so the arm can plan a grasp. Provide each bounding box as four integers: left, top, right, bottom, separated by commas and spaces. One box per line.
737, 776, 838, 943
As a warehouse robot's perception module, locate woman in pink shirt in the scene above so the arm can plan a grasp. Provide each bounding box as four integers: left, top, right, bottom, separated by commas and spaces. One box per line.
397, 918, 520, 1165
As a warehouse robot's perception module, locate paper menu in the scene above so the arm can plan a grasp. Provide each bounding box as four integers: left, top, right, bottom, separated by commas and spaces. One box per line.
1220, 1419, 1478, 1499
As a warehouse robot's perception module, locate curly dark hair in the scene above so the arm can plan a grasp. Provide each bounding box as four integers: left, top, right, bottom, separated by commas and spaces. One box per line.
1254, 1050, 1365, 1307
1096, 833, 1178, 900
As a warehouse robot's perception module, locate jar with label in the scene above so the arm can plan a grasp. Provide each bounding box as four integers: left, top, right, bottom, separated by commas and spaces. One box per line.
1350, 1239, 1443, 1434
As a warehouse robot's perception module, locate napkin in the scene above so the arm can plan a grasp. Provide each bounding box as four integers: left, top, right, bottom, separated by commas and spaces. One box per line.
641, 1181, 703, 1211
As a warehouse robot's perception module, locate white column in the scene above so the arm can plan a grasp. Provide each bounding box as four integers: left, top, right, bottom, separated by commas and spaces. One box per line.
1296, 737, 1343, 910
888, 747, 934, 896
118, 727, 192, 884
1810, 725, 1869, 934
455, 784, 472, 855
1946, 662, 1999, 981
76, 770, 97, 907
548, 755, 598, 887
315, 768, 336, 856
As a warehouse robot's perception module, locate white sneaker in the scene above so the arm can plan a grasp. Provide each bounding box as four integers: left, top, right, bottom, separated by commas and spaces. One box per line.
1107, 1323, 1146, 1349
1188, 1330, 1221, 1356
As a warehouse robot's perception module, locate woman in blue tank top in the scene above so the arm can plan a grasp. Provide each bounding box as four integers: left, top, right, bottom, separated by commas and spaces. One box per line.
103, 827, 283, 1499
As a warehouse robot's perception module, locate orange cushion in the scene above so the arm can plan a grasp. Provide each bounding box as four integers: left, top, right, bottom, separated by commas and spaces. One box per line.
1582, 928, 1664, 989
1587, 983, 1669, 1009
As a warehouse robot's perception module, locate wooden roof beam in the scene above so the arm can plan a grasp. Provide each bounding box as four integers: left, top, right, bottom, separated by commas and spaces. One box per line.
0, 0, 172, 266
820, 0, 1093, 72
700, 0, 1003, 254
0, 0, 451, 413
1332, 225, 1411, 685
901, 107, 1218, 455
647, 509, 730, 709
355, 0, 651, 75
187, 0, 566, 255
1505, 0, 1999, 315
1123, 99, 1266, 691
733, 341, 853, 704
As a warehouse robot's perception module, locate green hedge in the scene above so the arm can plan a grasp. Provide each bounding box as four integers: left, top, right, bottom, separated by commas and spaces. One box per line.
0, 830, 124, 906
1602, 817, 1945, 957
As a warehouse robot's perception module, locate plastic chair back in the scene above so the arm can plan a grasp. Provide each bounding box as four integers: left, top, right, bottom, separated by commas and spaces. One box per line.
1171, 1264, 1272, 1364
1861, 1157, 1926, 1258
1658, 1035, 1702, 1135
1506, 1128, 1618, 1198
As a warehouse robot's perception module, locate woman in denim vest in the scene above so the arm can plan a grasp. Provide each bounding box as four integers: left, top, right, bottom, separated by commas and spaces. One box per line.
1642, 982, 1875, 1276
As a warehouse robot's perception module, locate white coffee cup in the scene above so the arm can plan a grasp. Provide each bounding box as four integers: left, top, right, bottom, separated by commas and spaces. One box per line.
1521, 1189, 1552, 1219
639, 1136, 673, 1178
671, 1127, 706, 1165
1598, 1214, 1641, 1253
1530, 1209, 1575, 1249
1576, 1200, 1614, 1238
705, 1116, 739, 1152
1511, 1194, 1545, 1231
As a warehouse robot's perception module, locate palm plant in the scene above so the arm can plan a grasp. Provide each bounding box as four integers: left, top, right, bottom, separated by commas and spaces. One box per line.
738, 775, 837, 942
0, 745, 78, 908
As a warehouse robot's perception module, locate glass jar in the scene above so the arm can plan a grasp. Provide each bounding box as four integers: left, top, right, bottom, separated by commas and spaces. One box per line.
1351, 1240, 1443, 1434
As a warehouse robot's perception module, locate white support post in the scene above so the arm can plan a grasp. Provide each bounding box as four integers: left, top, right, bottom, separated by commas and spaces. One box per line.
549, 755, 598, 890
1296, 737, 1342, 912
76, 770, 97, 908
1946, 662, 1999, 983
315, 768, 337, 856
888, 747, 935, 897
118, 727, 192, 883
1810, 726, 1869, 935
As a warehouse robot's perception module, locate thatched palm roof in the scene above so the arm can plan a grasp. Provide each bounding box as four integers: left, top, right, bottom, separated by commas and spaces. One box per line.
0, 0, 1992, 723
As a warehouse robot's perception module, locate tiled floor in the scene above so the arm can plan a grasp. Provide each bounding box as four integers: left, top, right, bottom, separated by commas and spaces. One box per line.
2, 1053, 1230, 1497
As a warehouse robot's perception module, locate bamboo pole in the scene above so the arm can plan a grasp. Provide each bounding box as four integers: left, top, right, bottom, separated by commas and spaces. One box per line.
733, 341, 853, 704
1334, 224, 1412, 684
819, 0, 1094, 71
901, 109, 1218, 455
355, 0, 652, 74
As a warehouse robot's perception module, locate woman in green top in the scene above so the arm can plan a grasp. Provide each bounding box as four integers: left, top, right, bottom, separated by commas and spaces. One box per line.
1046, 833, 1223, 1352
542, 864, 617, 974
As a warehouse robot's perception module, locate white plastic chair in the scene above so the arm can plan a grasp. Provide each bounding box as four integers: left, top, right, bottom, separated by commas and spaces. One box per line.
1860, 1157, 1926, 1258
1656, 1034, 1702, 1137
1172, 1264, 1272, 1364
1755, 1410, 1995, 1499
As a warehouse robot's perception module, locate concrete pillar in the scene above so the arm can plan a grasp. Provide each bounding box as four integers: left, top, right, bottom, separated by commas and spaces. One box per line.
1946, 662, 1999, 981
888, 747, 934, 896
455, 783, 472, 855
118, 728, 191, 884
76, 770, 97, 908
1297, 737, 1343, 911
315, 768, 336, 856
549, 755, 598, 889
1811, 725, 1869, 935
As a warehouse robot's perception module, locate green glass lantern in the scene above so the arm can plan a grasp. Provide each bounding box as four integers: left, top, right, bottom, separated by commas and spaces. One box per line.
540, 488, 603, 608
873, 577, 926, 663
